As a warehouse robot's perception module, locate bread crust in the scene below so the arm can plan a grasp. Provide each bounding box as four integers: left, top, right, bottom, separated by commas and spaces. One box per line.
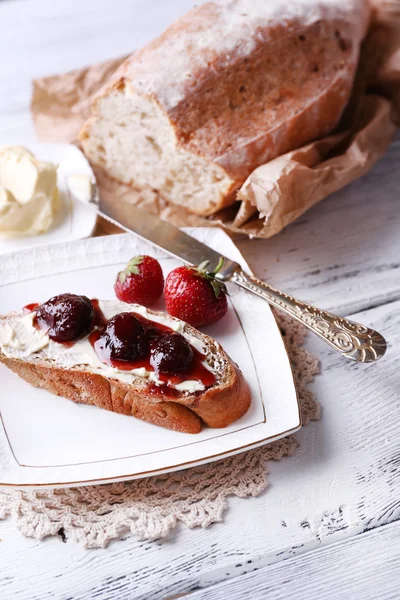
79, 0, 370, 215
0, 310, 251, 434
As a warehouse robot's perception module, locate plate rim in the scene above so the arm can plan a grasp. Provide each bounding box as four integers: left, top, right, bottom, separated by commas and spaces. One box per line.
0, 423, 301, 489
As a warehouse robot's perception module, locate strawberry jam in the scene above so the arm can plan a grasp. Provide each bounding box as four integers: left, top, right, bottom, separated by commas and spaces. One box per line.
147, 383, 181, 398
23, 303, 42, 332
150, 332, 193, 373
102, 313, 148, 361
35, 294, 94, 342
89, 306, 216, 389
23, 302, 39, 314
22, 297, 216, 389
91, 299, 108, 328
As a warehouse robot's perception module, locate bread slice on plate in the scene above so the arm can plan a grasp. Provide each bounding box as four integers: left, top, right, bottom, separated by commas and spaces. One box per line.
0, 299, 250, 434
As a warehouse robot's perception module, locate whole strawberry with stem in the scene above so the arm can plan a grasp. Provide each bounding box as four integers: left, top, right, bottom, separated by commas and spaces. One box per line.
114, 255, 164, 307
165, 258, 228, 327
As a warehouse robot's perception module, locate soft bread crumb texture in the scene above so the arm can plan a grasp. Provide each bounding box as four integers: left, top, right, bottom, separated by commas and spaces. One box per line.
81, 91, 233, 216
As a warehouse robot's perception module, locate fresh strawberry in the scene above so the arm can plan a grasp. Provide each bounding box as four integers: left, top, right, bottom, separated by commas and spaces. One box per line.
165, 258, 228, 327
114, 255, 164, 307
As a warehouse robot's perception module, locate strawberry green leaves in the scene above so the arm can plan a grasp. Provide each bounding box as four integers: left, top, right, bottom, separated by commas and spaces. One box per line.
193, 257, 228, 300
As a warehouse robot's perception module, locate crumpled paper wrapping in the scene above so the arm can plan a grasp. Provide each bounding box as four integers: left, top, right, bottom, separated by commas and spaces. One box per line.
31, 0, 400, 239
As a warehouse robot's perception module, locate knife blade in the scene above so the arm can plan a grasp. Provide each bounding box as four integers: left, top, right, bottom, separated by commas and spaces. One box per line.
67, 182, 387, 363
75, 183, 238, 280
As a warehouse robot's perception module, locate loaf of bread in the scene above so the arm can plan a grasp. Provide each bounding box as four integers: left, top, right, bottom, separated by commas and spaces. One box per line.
79, 0, 370, 216
0, 302, 251, 434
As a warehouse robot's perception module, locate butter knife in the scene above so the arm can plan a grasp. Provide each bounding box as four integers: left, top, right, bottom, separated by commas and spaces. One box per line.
69, 183, 387, 363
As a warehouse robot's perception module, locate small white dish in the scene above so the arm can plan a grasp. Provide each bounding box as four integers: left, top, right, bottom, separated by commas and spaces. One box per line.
0, 229, 300, 488
0, 143, 97, 255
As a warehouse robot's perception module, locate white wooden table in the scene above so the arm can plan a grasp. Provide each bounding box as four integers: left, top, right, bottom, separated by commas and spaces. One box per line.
1, 1, 399, 599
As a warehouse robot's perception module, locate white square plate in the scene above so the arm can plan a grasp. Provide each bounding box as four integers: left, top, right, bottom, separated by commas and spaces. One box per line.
0, 229, 300, 488
0, 143, 97, 255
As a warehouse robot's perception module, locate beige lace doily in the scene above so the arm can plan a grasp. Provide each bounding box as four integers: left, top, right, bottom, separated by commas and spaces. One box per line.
0, 313, 320, 548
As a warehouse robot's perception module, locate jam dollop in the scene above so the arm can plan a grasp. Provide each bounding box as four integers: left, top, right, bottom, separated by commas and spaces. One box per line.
89, 309, 216, 388
101, 312, 148, 361
150, 332, 193, 374
23, 302, 39, 314
35, 293, 94, 342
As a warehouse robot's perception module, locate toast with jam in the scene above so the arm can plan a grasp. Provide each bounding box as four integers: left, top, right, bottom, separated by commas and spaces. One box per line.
0, 295, 251, 433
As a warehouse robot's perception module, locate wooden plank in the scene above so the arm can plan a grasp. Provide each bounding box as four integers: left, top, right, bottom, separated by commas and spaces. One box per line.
182, 520, 400, 600
0, 299, 399, 600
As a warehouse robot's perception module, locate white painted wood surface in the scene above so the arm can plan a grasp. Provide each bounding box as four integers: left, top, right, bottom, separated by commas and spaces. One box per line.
183, 520, 400, 600
0, 2, 399, 599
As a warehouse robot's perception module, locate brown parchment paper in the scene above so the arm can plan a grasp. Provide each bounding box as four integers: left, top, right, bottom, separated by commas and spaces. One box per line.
31, 0, 400, 239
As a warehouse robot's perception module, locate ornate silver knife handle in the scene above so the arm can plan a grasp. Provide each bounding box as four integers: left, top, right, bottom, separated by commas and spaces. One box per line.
230, 269, 387, 363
